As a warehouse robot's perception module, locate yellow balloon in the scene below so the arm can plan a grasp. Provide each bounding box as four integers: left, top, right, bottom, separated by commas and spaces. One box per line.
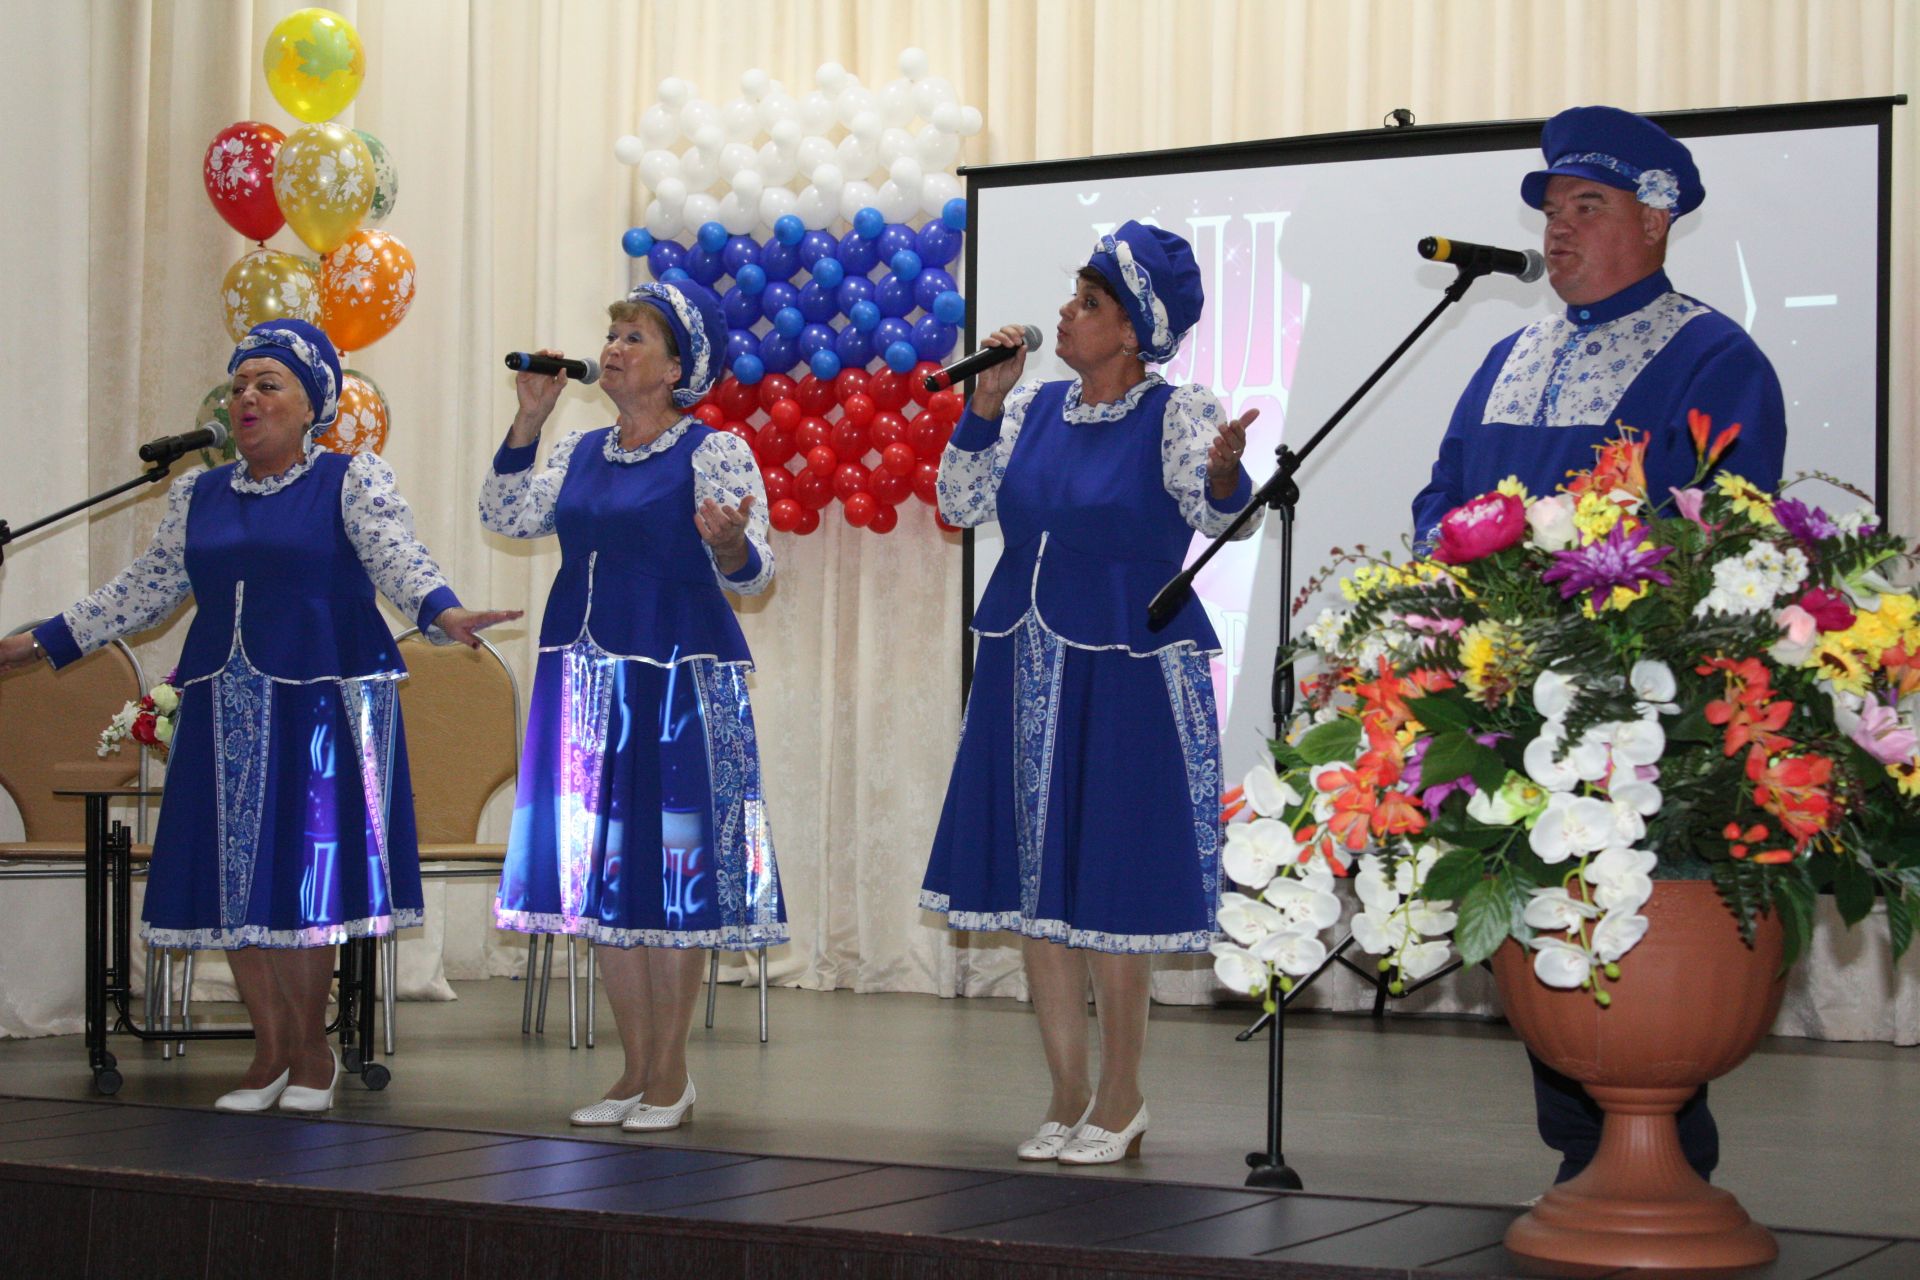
262, 8, 366, 124
272, 123, 374, 255
219, 248, 320, 341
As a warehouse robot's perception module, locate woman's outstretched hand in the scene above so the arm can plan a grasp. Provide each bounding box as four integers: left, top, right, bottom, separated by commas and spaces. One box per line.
432, 607, 524, 649
696, 494, 756, 575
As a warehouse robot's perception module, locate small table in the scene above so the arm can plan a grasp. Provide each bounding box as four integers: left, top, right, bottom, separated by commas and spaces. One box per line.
57, 787, 386, 1095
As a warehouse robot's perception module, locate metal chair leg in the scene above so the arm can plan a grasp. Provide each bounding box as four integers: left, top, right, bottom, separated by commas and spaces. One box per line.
177, 952, 194, 1055
704, 948, 720, 1029
535, 936, 554, 1034
585, 943, 596, 1049
757, 944, 769, 1044
521, 935, 538, 1034
143, 944, 159, 1030
566, 937, 578, 1050
159, 952, 173, 1061
382, 935, 397, 1055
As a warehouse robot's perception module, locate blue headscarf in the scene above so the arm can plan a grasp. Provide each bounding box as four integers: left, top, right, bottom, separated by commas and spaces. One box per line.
228, 319, 342, 429
1086, 221, 1204, 365
627, 280, 728, 407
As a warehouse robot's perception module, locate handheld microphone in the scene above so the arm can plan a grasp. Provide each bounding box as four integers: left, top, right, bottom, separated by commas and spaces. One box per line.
1418, 237, 1546, 283
504, 352, 602, 384
922, 326, 1045, 392
138, 421, 230, 464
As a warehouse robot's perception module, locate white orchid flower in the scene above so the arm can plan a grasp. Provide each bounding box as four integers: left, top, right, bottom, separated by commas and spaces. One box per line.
1629, 659, 1678, 713
1466, 786, 1519, 826
1261, 875, 1342, 932
1210, 942, 1270, 996
1523, 886, 1601, 931
1608, 778, 1662, 818
1532, 669, 1580, 720
1529, 937, 1593, 988
1350, 907, 1408, 954
1252, 926, 1330, 978
1523, 726, 1598, 793
1217, 892, 1286, 947
1529, 793, 1620, 864
1222, 818, 1291, 890
1354, 859, 1401, 914
1399, 940, 1453, 981
1604, 719, 1666, 769
1582, 848, 1656, 913
1604, 800, 1647, 848
1243, 763, 1303, 817
1407, 903, 1458, 937
1590, 909, 1650, 963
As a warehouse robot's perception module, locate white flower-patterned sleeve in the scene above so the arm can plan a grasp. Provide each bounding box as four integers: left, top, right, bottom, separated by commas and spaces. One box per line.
936, 379, 1042, 528
691, 431, 774, 595
478, 428, 588, 539
56, 469, 201, 656
341, 451, 462, 636
1163, 382, 1262, 540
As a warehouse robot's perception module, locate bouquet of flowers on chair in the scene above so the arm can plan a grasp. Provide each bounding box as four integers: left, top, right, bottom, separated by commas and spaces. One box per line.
99, 670, 182, 757
1211, 412, 1920, 1011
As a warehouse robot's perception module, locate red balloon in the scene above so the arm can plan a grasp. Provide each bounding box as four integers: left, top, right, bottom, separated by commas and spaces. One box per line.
795, 374, 837, 415
833, 368, 870, 402
870, 468, 913, 506
881, 442, 917, 477
721, 420, 757, 450
928, 388, 964, 423
832, 462, 872, 501
871, 410, 908, 450
692, 403, 725, 427
768, 398, 802, 430
203, 121, 286, 241
869, 370, 910, 411
762, 465, 795, 504
867, 501, 899, 534
796, 416, 833, 452
842, 492, 877, 528
830, 419, 870, 461
909, 362, 942, 407
910, 415, 950, 459
768, 498, 803, 532
912, 461, 941, 504
758, 374, 797, 411
793, 504, 821, 534
794, 469, 834, 510
756, 423, 797, 468
840, 393, 875, 428
805, 444, 839, 475
715, 377, 758, 419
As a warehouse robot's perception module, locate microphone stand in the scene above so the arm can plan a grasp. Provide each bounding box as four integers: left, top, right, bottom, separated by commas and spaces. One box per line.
1146, 263, 1490, 1192
0, 454, 185, 566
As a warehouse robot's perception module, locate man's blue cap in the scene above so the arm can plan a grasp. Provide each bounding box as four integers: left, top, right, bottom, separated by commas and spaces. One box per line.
1521, 106, 1704, 219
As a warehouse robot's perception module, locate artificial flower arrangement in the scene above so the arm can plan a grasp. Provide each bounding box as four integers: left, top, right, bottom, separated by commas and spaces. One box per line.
1212, 413, 1919, 1008
99, 671, 183, 757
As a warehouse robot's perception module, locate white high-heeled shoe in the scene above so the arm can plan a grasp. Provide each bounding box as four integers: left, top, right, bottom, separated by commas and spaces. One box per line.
569, 1092, 646, 1127
1016, 1100, 1095, 1161
1057, 1105, 1149, 1165
278, 1049, 341, 1113
621, 1080, 695, 1131
214, 1069, 290, 1113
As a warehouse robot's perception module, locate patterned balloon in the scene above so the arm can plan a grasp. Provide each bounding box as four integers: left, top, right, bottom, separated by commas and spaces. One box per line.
202, 121, 286, 241
314, 369, 389, 455
273, 122, 374, 254
355, 129, 400, 222
193, 382, 238, 465
262, 8, 366, 124
219, 247, 321, 341
319, 229, 416, 353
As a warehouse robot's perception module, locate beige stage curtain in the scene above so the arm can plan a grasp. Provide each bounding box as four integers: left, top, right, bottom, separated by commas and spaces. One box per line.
1, 2, 1913, 1014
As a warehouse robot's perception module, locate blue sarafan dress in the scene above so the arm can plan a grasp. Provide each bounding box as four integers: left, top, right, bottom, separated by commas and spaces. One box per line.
480, 423, 785, 949
33, 447, 462, 948
922, 376, 1261, 953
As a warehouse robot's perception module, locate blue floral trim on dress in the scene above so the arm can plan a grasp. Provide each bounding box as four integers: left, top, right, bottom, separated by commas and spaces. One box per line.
140, 911, 426, 951
1013, 620, 1066, 921
347, 677, 400, 929
1159, 645, 1223, 936
212, 641, 272, 932
1485, 291, 1707, 428
690, 658, 787, 947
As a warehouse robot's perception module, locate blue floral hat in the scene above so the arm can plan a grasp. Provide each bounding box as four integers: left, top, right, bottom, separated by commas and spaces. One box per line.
1087, 220, 1203, 364
628, 280, 728, 407
1521, 106, 1704, 219
228, 318, 341, 429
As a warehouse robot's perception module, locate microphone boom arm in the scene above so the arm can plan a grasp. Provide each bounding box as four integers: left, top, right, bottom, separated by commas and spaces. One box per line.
0, 457, 179, 566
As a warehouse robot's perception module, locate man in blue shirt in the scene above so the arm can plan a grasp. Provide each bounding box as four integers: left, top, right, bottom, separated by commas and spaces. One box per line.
1413, 106, 1790, 1186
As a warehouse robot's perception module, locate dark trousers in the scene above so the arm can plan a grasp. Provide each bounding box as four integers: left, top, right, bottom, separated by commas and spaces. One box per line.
1529, 1050, 1718, 1183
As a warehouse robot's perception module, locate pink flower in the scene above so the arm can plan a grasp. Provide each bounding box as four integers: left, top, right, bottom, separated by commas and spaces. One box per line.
1850, 699, 1918, 765
1797, 587, 1857, 632
1668, 486, 1720, 535
1769, 605, 1820, 666
1433, 493, 1526, 565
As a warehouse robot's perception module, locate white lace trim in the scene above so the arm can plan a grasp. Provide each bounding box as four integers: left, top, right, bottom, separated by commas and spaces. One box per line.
1062, 374, 1163, 423
230, 439, 322, 495
493, 907, 786, 950
140, 908, 423, 950
919, 892, 1215, 954
603, 418, 692, 464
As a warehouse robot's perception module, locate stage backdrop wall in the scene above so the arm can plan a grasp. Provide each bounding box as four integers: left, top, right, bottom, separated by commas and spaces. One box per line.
0, 2, 1913, 1025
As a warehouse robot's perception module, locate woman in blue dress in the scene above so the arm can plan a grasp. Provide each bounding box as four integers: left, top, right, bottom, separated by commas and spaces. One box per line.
482, 279, 785, 1132
923, 222, 1261, 1164
0, 320, 517, 1112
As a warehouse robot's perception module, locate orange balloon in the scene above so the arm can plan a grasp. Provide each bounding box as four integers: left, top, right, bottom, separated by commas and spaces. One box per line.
315, 369, 389, 455
319, 228, 415, 352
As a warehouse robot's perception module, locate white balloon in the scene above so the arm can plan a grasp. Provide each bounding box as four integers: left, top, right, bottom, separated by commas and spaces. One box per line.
810, 161, 843, 192
654, 176, 688, 211
755, 141, 797, 186
850, 111, 884, 144
837, 86, 876, 126
693, 124, 724, 156
740, 68, 771, 100
722, 98, 761, 142
798, 91, 837, 135
613, 134, 646, 165
640, 103, 680, 147
815, 61, 849, 94
759, 185, 800, 227
913, 76, 957, 117
658, 77, 692, 108
680, 99, 720, 137
638, 149, 680, 187
876, 179, 917, 223
677, 148, 717, 190
898, 47, 930, 80
878, 78, 916, 128
770, 119, 802, 149
730, 168, 765, 206
958, 105, 984, 136
835, 134, 878, 181
889, 156, 924, 192
757, 90, 799, 133
717, 142, 756, 179
878, 127, 914, 166
838, 180, 879, 224
681, 191, 719, 229
794, 136, 834, 178
919, 170, 963, 216
717, 192, 756, 236
643, 199, 683, 240
929, 102, 963, 133
913, 125, 959, 171
795, 184, 834, 231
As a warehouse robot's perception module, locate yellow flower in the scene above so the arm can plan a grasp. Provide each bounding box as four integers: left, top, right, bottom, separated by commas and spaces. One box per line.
1713, 473, 1777, 526
1579, 583, 1649, 618
1496, 476, 1531, 501
1459, 620, 1533, 705
1572, 491, 1623, 541
1813, 635, 1873, 695
1890, 759, 1920, 798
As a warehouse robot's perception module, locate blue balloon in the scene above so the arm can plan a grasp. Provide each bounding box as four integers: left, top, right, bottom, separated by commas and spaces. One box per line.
757, 329, 798, 374
809, 349, 842, 380
942, 197, 967, 230
726, 328, 759, 365
760, 236, 800, 282
889, 249, 923, 281
853, 206, 885, 239
722, 235, 761, 276
877, 223, 916, 261
884, 340, 918, 373
798, 324, 835, 358
735, 263, 767, 296
773, 214, 806, 246
759, 281, 799, 322
697, 221, 729, 252
874, 316, 913, 352
773, 306, 805, 338
685, 246, 724, 286
797, 280, 837, 324
848, 300, 882, 333
798, 230, 837, 268
912, 315, 959, 362
932, 290, 967, 326
811, 256, 846, 289
721, 287, 760, 329
915, 220, 959, 267
732, 353, 766, 385
621, 227, 654, 258
647, 240, 687, 277
912, 268, 956, 314
659, 266, 691, 284
834, 325, 874, 369
875, 272, 915, 319
836, 230, 879, 275
836, 275, 876, 316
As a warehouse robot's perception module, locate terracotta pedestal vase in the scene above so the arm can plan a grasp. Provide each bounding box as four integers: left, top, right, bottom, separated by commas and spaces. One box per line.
1491, 879, 1787, 1270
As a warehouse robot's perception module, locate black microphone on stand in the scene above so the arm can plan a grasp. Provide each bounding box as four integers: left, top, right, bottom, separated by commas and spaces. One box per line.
137, 421, 230, 464
922, 326, 1045, 392
504, 352, 602, 383
1418, 236, 1546, 282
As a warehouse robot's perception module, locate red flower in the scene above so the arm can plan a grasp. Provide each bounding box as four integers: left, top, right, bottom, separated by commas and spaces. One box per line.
1687, 409, 1741, 467
1432, 492, 1527, 565
1745, 747, 1834, 847
130, 712, 158, 747
1796, 587, 1857, 633
1565, 431, 1649, 502
1700, 656, 1794, 758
